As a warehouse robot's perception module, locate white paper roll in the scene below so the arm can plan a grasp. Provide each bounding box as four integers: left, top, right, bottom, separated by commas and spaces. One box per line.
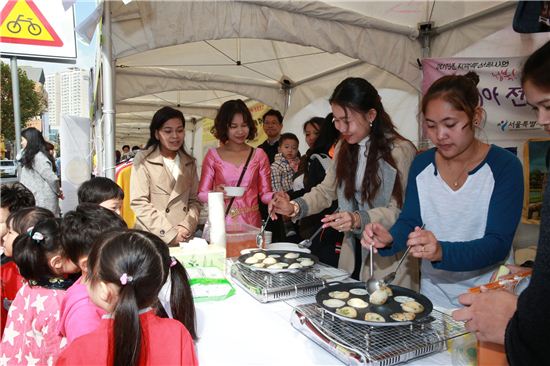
208, 192, 226, 248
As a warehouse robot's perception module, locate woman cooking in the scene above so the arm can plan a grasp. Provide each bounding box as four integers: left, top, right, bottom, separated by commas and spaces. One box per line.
270, 77, 418, 289
130, 106, 201, 245
362, 72, 524, 308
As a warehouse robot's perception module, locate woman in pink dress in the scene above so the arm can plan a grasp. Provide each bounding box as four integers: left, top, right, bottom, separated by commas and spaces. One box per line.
199, 100, 273, 228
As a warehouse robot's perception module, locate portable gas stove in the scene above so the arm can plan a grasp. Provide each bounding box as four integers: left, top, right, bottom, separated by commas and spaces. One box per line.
289, 300, 468, 366
230, 260, 349, 303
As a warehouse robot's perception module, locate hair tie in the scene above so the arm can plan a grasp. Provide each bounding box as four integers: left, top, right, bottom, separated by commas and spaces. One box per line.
170, 256, 177, 268
27, 227, 34, 236
31, 232, 44, 242
120, 273, 134, 285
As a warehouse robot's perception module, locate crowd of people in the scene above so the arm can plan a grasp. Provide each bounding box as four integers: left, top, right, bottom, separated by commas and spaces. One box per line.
0, 40, 548, 365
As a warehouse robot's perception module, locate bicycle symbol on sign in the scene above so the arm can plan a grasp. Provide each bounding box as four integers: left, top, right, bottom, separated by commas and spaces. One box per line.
6, 14, 42, 36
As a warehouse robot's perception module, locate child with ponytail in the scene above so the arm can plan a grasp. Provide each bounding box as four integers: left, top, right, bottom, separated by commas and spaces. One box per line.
56, 230, 198, 366
153, 237, 197, 340
1, 207, 53, 336
1, 217, 78, 365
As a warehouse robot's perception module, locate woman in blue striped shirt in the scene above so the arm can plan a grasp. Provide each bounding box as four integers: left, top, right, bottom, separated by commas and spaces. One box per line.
362, 72, 524, 309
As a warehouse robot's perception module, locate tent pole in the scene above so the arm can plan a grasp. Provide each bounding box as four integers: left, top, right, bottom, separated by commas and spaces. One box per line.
435, 2, 515, 34
101, 0, 116, 180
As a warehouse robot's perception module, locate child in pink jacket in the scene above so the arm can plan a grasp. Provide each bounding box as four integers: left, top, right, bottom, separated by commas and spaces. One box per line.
57, 204, 127, 343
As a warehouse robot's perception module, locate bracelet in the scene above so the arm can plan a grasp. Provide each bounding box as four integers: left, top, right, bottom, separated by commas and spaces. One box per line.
289, 201, 300, 218
352, 211, 361, 229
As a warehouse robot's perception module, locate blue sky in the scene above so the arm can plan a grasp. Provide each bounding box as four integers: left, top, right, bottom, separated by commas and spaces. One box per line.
7, 1, 99, 76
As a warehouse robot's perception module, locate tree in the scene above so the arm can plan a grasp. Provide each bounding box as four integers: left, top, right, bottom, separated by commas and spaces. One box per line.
0, 62, 47, 142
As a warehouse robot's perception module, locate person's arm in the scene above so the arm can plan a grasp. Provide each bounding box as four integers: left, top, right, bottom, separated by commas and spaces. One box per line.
505, 183, 550, 364
130, 154, 178, 243
198, 149, 216, 203
257, 149, 274, 204
433, 155, 523, 271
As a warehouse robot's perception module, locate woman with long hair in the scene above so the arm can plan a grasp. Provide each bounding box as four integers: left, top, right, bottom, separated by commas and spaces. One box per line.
19, 127, 62, 216
130, 106, 201, 245
270, 77, 418, 288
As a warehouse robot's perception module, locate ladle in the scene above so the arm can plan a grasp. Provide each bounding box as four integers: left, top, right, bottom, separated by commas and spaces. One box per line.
365, 224, 424, 293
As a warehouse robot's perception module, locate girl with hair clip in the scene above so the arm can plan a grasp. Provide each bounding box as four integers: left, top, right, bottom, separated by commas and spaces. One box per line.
199, 99, 273, 227
56, 230, 198, 366
363, 71, 524, 309
1, 207, 54, 337
452, 40, 550, 365
1, 218, 78, 365
19, 127, 63, 216
270, 78, 418, 288
131, 106, 201, 245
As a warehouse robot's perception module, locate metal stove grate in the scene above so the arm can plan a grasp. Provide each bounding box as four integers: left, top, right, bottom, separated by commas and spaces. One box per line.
290, 302, 468, 366
230, 261, 349, 303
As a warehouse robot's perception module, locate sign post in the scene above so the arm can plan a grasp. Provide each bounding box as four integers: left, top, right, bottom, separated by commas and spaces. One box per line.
0, 0, 76, 62
1, 0, 76, 158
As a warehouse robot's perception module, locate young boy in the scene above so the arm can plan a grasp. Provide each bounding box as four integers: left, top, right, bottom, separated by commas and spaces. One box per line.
271, 133, 300, 192
0, 183, 35, 336
77, 177, 124, 214
58, 203, 127, 343
271, 133, 301, 238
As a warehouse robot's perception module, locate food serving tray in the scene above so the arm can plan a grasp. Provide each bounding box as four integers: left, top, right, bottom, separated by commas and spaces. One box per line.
316, 282, 433, 326
237, 249, 318, 274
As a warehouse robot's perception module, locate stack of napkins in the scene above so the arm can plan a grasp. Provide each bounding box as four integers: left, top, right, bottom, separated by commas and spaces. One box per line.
186, 267, 235, 302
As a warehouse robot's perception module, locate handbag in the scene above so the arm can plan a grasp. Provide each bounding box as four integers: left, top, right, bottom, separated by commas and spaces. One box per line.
225, 147, 254, 217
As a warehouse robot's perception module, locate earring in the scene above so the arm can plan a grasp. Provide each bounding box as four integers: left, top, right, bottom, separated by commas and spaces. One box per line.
369, 120, 373, 128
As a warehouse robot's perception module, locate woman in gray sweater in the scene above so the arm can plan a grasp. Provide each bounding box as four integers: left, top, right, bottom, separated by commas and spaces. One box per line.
19, 127, 61, 216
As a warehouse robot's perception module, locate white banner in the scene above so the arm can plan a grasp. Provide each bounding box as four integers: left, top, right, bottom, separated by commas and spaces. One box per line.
60, 115, 91, 215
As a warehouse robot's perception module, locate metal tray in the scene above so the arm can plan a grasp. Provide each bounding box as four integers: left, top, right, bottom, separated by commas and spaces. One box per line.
316, 282, 433, 326
237, 249, 318, 274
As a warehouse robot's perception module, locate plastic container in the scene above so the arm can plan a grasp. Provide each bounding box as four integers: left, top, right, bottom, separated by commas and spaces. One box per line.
201, 222, 258, 258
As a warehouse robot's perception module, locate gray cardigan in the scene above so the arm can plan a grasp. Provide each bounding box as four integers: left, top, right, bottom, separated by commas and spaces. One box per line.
20, 151, 61, 216
293, 138, 419, 288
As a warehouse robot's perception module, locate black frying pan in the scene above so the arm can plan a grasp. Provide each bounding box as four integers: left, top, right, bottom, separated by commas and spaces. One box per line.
316, 282, 433, 326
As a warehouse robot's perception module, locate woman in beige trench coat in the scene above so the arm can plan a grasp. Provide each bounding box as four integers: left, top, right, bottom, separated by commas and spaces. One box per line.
130, 107, 201, 245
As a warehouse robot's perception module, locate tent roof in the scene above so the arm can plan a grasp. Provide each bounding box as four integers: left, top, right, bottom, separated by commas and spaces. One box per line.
107, 0, 515, 147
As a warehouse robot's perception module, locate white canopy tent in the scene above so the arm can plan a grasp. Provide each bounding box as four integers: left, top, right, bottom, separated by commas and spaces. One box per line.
89, 0, 550, 174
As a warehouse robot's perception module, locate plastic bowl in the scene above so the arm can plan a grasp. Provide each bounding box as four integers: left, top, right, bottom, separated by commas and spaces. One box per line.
224, 186, 246, 197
